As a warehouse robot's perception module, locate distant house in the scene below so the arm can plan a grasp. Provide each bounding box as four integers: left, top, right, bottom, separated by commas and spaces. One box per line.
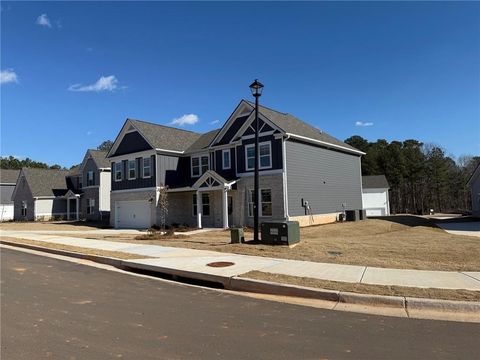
0, 169, 20, 221
106, 99, 364, 229
12, 168, 72, 221
467, 163, 480, 217
362, 175, 390, 216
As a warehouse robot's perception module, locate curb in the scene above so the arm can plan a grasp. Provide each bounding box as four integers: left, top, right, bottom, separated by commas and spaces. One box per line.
3, 240, 479, 315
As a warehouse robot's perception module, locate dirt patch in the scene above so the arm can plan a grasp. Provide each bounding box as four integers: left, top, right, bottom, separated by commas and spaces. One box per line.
135, 233, 188, 240
242, 271, 480, 302
0, 237, 152, 260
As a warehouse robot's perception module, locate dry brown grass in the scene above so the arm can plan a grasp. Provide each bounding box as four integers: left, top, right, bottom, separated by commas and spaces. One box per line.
0, 237, 152, 260
242, 270, 480, 302
0, 221, 109, 231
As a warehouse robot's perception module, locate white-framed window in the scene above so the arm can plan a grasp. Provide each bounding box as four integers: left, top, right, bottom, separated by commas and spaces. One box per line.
143, 157, 152, 178
222, 149, 231, 169
128, 160, 136, 180
245, 144, 255, 170
87, 199, 95, 214
87, 171, 94, 186
21, 201, 27, 217
192, 193, 211, 216
114, 162, 123, 181
245, 141, 272, 171
191, 155, 209, 177
248, 188, 272, 217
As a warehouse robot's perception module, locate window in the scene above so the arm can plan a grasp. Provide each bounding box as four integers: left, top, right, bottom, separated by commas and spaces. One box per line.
191, 155, 209, 177
192, 193, 210, 216
248, 189, 272, 217
87, 199, 95, 214
222, 149, 231, 169
128, 160, 136, 180
259, 142, 272, 169
245, 142, 272, 171
143, 157, 152, 178
21, 201, 27, 217
114, 162, 123, 181
78, 175, 83, 189
87, 171, 94, 186
245, 144, 255, 170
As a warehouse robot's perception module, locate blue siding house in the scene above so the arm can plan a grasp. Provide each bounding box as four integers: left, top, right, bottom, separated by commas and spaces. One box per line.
106, 100, 364, 229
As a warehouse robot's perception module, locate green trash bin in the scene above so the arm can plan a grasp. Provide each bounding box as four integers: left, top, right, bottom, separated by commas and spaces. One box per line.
230, 228, 244, 244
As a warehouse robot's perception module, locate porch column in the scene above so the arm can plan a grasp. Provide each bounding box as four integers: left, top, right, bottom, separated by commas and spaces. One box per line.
75, 196, 80, 221
67, 198, 70, 220
222, 187, 228, 229
196, 190, 202, 229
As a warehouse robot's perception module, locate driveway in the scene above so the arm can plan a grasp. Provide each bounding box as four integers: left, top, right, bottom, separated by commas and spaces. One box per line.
437, 221, 480, 238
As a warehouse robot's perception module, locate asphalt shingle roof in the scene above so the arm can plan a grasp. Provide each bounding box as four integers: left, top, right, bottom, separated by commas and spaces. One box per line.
21, 168, 70, 197
0, 169, 20, 184
186, 129, 221, 152
88, 149, 110, 168
129, 119, 202, 152
362, 175, 389, 189
245, 101, 360, 153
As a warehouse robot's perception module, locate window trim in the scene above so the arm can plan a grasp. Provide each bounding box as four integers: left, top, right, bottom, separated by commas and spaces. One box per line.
247, 188, 272, 217
245, 141, 272, 171
87, 170, 94, 186
143, 157, 152, 179
192, 193, 211, 217
191, 154, 209, 178
87, 198, 95, 215
114, 162, 123, 182
222, 149, 231, 170
128, 160, 136, 180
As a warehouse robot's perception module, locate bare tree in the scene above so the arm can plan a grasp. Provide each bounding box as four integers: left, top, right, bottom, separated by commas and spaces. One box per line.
158, 185, 169, 232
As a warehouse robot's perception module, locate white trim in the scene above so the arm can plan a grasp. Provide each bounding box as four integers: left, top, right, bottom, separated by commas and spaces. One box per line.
80, 185, 99, 189
285, 133, 366, 155
107, 119, 155, 158
247, 188, 273, 217
155, 148, 184, 154
128, 159, 137, 180
245, 141, 272, 171
191, 154, 210, 178
32, 196, 56, 200
237, 169, 284, 177
142, 157, 152, 178
282, 135, 290, 220
241, 130, 275, 140
209, 100, 252, 146
111, 187, 156, 194
0, 182, 16, 185
166, 186, 193, 193
114, 162, 123, 182
108, 149, 156, 162
98, 168, 111, 172
222, 149, 231, 170
86, 170, 94, 186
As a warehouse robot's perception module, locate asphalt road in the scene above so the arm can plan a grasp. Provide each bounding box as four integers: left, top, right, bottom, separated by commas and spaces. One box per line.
1, 248, 479, 360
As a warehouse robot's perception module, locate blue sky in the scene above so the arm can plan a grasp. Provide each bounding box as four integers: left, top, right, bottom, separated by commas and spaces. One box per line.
1, 1, 479, 167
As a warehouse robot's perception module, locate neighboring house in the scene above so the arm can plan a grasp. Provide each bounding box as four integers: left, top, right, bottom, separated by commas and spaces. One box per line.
107, 100, 364, 229
467, 162, 480, 217
0, 169, 20, 221
362, 175, 390, 216
67, 149, 111, 221
12, 168, 72, 221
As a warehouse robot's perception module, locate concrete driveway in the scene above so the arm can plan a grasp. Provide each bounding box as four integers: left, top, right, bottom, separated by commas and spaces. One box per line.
436, 221, 480, 238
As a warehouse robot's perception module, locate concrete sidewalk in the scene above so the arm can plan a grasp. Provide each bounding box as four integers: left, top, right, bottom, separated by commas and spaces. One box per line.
3, 231, 480, 291
436, 221, 480, 238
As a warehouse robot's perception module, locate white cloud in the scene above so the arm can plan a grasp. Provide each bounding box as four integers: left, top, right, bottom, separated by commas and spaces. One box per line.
209, 120, 220, 125
0, 69, 18, 84
171, 114, 199, 126
68, 75, 120, 92
355, 121, 374, 127
36, 14, 52, 28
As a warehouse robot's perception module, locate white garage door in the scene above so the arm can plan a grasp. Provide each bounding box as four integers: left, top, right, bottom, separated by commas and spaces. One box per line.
365, 208, 385, 217
0, 205, 14, 221
115, 201, 151, 229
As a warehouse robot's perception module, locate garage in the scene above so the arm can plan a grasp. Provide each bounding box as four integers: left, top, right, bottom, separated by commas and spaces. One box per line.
361, 175, 390, 218
115, 200, 151, 229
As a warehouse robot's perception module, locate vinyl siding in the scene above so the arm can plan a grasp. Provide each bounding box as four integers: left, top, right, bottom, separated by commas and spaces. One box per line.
0, 184, 15, 205
286, 140, 362, 216
236, 135, 283, 174
111, 155, 156, 191
157, 155, 179, 186
112, 131, 152, 156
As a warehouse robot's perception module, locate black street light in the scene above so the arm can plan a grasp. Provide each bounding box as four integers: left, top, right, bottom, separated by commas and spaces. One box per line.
249, 79, 264, 242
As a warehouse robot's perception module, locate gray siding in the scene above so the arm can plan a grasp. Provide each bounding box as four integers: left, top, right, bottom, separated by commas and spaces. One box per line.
13, 176, 35, 221
82, 158, 99, 187
0, 184, 15, 205
286, 140, 362, 216
157, 155, 179, 186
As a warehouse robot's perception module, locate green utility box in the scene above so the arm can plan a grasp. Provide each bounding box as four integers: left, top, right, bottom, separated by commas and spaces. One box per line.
261, 221, 300, 245
230, 228, 244, 244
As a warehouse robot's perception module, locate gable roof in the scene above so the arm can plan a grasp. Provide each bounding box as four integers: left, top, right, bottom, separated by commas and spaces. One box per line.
129, 119, 202, 152
186, 129, 221, 153
362, 175, 389, 189
244, 101, 361, 153
0, 169, 20, 184
19, 168, 71, 197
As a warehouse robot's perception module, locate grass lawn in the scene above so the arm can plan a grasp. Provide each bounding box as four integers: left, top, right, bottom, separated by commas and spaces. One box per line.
2, 215, 479, 271
0, 221, 111, 231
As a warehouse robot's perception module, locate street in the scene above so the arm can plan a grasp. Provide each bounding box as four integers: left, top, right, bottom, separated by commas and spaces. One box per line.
1, 248, 479, 360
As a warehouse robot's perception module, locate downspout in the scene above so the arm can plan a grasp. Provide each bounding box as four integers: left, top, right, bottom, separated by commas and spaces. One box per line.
282, 135, 291, 220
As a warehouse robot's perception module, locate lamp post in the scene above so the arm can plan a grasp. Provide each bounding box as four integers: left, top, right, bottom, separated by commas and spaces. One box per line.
249, 79, 264, 242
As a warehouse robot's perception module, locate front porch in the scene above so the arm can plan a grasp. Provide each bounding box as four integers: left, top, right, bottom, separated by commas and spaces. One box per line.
64, 190, 81, 221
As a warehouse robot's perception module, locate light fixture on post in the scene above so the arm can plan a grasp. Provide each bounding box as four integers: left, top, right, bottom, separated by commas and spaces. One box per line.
249, 79, 264, 242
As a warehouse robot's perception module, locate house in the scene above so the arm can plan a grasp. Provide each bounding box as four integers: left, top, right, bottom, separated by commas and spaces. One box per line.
67, 149, 111, 221
107, 99, 364, 229
12, 168, 72, 221
361, 175, 390, 216
0, 169, 20, 221
11, 150, 111, 222
467, 162, 480, 217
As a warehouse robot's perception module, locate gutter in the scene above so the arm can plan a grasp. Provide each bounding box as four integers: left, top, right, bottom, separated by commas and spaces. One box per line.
282, 135, 291, 220
285, 133, 366, 156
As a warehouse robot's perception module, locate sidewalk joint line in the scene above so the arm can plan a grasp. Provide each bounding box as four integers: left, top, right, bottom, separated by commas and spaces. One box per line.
359, 266, 368, 283
461, 272, 480, 284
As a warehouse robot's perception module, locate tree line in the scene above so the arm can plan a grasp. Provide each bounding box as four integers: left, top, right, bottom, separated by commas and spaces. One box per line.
345, 136, 479, 215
